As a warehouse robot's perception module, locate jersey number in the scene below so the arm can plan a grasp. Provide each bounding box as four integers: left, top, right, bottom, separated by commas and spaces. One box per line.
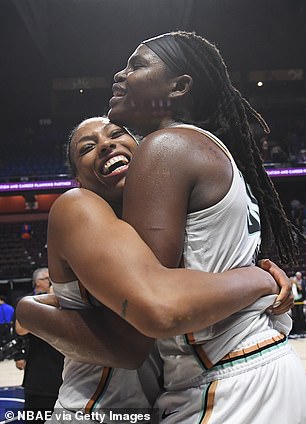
245, 183, 260, 235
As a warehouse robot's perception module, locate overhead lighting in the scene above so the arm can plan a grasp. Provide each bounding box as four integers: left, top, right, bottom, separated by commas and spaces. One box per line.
257, 81, 263, 87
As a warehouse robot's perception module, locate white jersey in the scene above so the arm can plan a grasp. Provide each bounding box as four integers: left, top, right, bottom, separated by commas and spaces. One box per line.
52, 280, 162, 421
157, 126, 292, 390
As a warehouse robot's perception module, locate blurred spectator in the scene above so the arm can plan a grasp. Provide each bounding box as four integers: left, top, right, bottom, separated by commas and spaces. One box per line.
287, 129, 301, 161
290, 198, 303, 228
15, 268, 64, 423
297, 148, 306, 163
260, 136, 271, 162
21, 223, 32, 240
292, 272, 303, 300
270, 141, 288, 163
290, 272, 306, 336
294, 272, 306, 301
0, 294, 14, 346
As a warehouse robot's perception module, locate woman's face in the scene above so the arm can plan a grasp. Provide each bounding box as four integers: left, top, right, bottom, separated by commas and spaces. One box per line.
108, 44, 175, 134
70, 117, 137, 205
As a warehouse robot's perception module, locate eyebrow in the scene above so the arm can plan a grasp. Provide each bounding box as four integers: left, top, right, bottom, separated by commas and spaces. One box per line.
75, 123, 118, 145
128, 54, 147, 65
75, 135, 97, 145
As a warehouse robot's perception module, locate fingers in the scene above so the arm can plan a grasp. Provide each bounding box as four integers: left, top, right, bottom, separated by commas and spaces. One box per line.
271, 292, 294, 315
274, 284, 293, 304
258, 258, 272, 271
260, 258, 293, 314
34, 293, 59, 307
259, 259, 292, 293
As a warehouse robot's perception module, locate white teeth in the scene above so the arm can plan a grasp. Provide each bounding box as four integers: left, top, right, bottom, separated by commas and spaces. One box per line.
103, 155, 129, 174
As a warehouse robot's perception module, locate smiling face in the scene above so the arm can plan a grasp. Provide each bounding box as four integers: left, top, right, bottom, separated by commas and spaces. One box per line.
70, 117, 137, 208
108, 44, 177, 135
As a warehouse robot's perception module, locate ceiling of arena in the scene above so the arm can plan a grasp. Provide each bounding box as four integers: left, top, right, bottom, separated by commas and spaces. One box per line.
1, 0, 305, 127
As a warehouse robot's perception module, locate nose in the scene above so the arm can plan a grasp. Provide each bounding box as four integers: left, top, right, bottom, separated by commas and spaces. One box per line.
98, 137, 117, 157
114, 68, 126, 82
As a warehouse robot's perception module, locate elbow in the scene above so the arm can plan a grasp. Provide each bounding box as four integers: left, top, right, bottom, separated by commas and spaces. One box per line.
15, 297, 30, 329
135, 301, 181, 339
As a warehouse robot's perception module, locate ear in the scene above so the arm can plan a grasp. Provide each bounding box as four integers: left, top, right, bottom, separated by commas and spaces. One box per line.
169, 75, 193, 99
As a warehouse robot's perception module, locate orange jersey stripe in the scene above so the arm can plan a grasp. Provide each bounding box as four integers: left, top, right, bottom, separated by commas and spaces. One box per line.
201, 380, 218, 424
85, 367, 112, 413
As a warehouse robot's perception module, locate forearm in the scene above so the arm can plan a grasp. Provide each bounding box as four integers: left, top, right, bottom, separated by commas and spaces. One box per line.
132, 266, 275, 338
16, 296, 154, 368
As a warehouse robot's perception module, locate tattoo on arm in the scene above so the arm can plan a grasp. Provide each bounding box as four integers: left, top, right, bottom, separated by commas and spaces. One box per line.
121, 299, 128, 319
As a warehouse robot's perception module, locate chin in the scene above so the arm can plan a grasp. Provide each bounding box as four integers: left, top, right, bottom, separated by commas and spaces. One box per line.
108, 105, 134, 128
108, 101, 121, 116
108, 109, 124, 126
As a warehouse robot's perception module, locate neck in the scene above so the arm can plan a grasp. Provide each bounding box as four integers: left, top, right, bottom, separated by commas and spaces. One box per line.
109, 202, 122, 218
136, 116, 186, 136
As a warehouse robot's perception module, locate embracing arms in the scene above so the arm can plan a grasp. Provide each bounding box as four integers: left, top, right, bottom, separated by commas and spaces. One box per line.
43, 189, 286, 338
17, 186, 291, 365
16, 297, 154, 368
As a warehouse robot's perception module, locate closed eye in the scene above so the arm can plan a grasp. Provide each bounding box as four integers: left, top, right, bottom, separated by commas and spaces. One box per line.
132, 62, 144, 69
111, 129, 126, 139
128, 56, 147, 71
79, 143, 95, 155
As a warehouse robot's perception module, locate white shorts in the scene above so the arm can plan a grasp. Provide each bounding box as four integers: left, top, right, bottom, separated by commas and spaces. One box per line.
48, 401, 158, 424
155, 336, 306, 424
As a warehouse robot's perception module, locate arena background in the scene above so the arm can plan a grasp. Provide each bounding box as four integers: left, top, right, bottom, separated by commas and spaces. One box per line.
1, 0, 305, 289
0, 0, 305, 403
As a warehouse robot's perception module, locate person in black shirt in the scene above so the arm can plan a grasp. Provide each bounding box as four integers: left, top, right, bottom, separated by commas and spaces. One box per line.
15, 268, 64, 423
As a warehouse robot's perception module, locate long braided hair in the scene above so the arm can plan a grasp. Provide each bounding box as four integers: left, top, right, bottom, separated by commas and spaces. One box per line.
170, 31, 304, 264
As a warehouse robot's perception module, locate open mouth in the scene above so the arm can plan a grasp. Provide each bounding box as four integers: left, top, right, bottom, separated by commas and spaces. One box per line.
112, 83, 126, 97
101, 154, 130, 176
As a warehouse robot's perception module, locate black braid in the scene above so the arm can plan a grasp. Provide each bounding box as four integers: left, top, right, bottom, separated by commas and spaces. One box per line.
171, 31, 305, 264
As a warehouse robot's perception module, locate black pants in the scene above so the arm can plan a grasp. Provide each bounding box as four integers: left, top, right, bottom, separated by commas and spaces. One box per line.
291, 304, 306, 334
23, 392, 58, 424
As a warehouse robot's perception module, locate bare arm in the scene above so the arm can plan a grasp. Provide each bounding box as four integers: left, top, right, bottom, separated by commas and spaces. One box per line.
17, 179, 290, 361
15, 319, 29, 336
123, 131, 190, 267
122, 130, 292, 313
16, 296, 154, 368
43, 188, 277, 340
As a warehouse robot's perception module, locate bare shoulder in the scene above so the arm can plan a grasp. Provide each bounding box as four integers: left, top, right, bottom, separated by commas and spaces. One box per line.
139, 126, 229, 163
49, 188, 115, 229
51, 188, 111, 212
130, 126, 232, 212
131, 129, 230, 186
47, 188, 119, 278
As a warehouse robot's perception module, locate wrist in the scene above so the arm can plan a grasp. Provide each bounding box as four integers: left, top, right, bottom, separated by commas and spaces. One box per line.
262, 271, 277, 295
248, 266, 276, 296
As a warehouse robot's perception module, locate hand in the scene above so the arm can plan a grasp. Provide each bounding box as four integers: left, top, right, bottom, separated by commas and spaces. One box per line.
15, 359, 26, 370
258, 259, 294, 315
34, 293, 59, 308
